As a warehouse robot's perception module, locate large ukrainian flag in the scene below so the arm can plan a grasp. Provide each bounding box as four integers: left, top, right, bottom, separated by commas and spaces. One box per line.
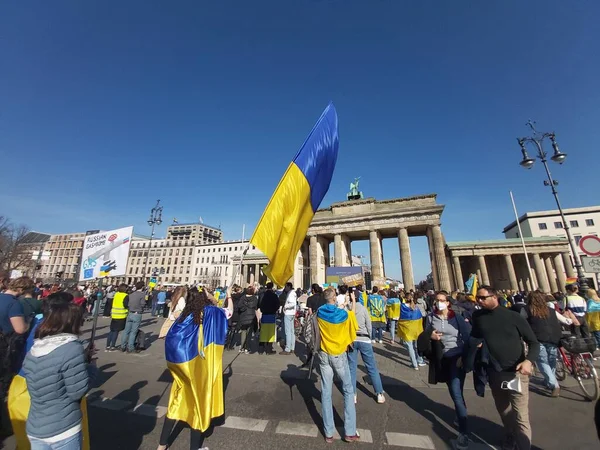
251, 103, 339, 287
8, 315, 91, 450
397, 303, 423, 342
317, 304, 357, 355
386, 297, 401, 320
165, 306, 228, 432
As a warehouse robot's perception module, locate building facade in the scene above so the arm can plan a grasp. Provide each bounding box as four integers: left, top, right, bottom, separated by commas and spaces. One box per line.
38, 232, 86, 282
503, 206, 600, 286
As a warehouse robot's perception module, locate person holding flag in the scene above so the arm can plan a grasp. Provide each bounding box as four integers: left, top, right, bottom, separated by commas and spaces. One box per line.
367, 287, 386, 344
385, 290, 401, 343
397, 298, 426, 369
157, 287, 233, 450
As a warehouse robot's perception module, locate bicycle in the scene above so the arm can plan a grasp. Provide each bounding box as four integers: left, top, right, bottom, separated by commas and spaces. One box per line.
555, 336, 599, 401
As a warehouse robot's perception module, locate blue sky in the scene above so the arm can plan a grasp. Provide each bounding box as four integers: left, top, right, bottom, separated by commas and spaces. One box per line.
2, 1, 600, 282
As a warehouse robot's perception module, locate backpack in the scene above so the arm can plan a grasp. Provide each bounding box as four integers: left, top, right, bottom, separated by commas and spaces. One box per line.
135, 330, 146, 351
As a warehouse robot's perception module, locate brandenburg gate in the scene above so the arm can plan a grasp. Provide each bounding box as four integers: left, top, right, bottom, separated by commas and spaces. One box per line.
303, 194, 451, 291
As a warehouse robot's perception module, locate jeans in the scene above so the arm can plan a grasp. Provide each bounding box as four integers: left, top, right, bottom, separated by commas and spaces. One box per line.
371, 327, 383, 341
405, 340, 423, 368
445, 355, 468, 434
488, 371, 531, 450
537, 342, 558, 389
284, 315, 295, 352
106, 330, 120, 348
594, 331, 600, 349
121, 313, 142, 351
30, 430, 82, 450
151, 299, 158, 316
389, 319, 397, 342
318, 351, 356, 438
347, 340, 384, 395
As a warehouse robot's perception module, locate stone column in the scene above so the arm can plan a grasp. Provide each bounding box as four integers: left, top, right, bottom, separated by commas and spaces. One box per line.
369, 230, 385, 282
562, 252, 575, 279
342, 235, 352, 266
477, 255, 490, 286
398, 227, 414, 291
242, 264, 249, 286
309, 235, 319, 285
532, 253, 550, 293
426, 227, 439, 289
431, 225, 451, 291
255, 264, 261, 285
504, 254, 519, 291
334, 234, 344, 267
452, 256, 464, 291
553, 254, 567, 293
544, 256, 558, 293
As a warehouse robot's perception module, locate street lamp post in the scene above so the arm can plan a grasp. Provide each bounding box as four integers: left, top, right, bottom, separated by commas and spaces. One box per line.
516, 120, 588, 291
143, 200, 163, 283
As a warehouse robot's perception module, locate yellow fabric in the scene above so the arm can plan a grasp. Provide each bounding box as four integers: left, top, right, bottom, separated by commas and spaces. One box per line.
397, 319, 423, 342
250, 162, 314, 287
111, 292, 128, 319
259, 323, 277, 343
588, 311, 600, 332
319, 311, 358, 356
386, 302, 401, 320
8, 375, 90, 450
166, 341, 224, 432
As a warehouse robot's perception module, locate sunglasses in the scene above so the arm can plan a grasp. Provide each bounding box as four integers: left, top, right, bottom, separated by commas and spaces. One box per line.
476, 295, 494, 301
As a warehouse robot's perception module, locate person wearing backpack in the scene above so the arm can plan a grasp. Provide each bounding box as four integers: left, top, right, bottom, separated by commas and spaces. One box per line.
418, 291, 472, 450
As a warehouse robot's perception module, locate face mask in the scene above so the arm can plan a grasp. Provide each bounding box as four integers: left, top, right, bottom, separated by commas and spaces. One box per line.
437, 302, 448, 311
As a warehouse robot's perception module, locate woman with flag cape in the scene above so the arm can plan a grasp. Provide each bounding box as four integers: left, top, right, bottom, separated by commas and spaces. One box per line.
397, 300, 425, 369
157, 287, 233, 450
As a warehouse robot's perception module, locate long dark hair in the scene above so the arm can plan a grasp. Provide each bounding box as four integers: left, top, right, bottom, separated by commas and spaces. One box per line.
36, 295, 83, 339
527, 290, 549, 319
178, 288, 212, 326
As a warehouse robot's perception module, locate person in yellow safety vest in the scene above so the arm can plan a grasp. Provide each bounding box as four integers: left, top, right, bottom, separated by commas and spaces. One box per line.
106, 283, 129, 351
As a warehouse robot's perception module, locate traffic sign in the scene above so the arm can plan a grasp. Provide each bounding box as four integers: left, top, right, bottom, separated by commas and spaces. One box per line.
581, 256, 600, 273
579, 235, 600, 257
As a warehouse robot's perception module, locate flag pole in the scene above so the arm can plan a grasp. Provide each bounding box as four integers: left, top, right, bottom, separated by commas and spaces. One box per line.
509, 191, 536, 290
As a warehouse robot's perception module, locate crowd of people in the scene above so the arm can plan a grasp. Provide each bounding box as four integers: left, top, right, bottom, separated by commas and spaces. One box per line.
2, 267, 600, 449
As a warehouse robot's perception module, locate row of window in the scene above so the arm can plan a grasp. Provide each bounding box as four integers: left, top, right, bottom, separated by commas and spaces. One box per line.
538, 218, 595, 230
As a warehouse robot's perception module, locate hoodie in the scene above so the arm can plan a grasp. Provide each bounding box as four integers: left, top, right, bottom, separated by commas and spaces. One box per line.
23, 333, 91, 441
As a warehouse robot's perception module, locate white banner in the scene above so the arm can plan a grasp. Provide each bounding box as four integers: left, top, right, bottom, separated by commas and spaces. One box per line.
79, 226, 133, 281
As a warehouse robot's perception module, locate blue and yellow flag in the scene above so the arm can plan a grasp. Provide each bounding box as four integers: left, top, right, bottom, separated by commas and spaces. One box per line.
386, 297, 401, 320
465, 273, 478, 298
317, 304, 357, 356
259, 314, 277, 343
165, 306, 228, 432
368, 294, 387, 324
8, 315, 91, 450
397, 303, 423, 342
251, 103, 339, 286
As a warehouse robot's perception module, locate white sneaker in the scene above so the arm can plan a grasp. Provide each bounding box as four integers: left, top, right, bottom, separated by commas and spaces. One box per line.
418, 361, 427, 367
371, 340, 376, 343
377, 393, 385, 404
378, 340, 383, 344
354, 394, 357, 404
414, 367, 419, 371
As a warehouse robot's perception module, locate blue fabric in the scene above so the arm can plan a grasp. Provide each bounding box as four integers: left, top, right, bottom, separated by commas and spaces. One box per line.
405, 340, 423, 367
17, 314, 43, 376
106, 330, 119, 348
318, 350, 356, 438
0, 292, 24, 333
284, 314, 295, 352
157, 291, 167, 304
537, 342, 558, 389
389, 319, 397, 342
261, 314, 276, 324
400, 303, 423, 321
317, 303, 349, 324
594, 331, 600, 349
588, 299, 600, 313
292, 102, 339, 212
347, 340, 384, 395
445, 355, 468, 434
30, 430, 82, 450
121, 313, 142, 351
166, 307, 227, 364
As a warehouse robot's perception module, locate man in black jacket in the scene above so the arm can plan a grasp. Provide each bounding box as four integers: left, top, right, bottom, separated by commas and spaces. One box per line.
472, 286, 539, 450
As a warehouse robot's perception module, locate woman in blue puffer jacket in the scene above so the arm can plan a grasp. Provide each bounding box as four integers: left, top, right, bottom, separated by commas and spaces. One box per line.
22, 297, 94, 450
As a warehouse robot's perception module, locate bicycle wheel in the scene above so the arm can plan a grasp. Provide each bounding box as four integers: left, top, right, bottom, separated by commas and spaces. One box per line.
574, 354, 600, 401
555, 357, 567, 382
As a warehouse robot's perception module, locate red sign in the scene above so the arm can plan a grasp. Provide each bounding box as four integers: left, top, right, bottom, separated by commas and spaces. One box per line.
579, 235, 600, 257
108, 234, 117, 242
